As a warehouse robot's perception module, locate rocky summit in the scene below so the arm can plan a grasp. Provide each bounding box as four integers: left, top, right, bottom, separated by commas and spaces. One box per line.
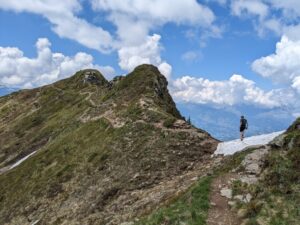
0, 64, 218, 225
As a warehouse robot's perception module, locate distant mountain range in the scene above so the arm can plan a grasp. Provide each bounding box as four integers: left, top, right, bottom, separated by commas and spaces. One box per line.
177, 103, 294, 141
0, 86, 17, 96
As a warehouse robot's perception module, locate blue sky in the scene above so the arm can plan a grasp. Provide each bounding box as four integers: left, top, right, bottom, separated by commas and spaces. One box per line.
1, 0, 300, 139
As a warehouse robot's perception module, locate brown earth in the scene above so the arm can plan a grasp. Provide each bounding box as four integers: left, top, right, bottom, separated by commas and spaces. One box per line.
207, 173, 242, 225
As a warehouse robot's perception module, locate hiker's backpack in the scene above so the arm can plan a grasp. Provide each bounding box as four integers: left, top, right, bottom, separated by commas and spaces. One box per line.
241, 118, 248, 128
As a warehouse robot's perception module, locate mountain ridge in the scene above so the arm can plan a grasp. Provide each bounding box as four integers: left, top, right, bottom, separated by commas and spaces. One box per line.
0, 64, 218, 225
0, 64, 299, 224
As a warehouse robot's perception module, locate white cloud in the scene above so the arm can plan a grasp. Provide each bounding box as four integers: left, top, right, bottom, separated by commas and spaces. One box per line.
92, 0, 216, 40
282, 24, 300, 41
230, 0, 300, 40
158, 62, 172, 80
171, 74, 281, 108
292, 76, 300, 93
264, 0, 300, 19
260, 18, 282, 36
0, 0, 114, 53
181, 51, 201, 62
231, 0, 269, 20
0, 0, 222, 79
0, 38, 115, 88
252, 36, 300, 85
118, 34, 172, 79
91, 0, 220, 75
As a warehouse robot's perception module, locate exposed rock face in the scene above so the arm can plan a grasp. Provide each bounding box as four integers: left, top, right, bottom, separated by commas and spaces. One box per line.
83, 70, 106, 85
241, 146, 270, 175
0, 64, 218, 225
269, 133, 287, 148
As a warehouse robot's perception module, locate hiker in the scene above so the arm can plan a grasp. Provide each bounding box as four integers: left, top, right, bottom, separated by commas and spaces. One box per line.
240, 115, 248, 141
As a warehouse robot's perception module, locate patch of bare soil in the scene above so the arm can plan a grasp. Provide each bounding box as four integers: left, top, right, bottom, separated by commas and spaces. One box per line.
207, 173, 242, 225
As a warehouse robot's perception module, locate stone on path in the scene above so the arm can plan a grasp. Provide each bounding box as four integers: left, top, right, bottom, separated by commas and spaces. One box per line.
220, 188, 232, 199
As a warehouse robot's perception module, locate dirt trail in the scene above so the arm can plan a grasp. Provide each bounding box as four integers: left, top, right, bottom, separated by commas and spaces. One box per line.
207, 145, 270, 225
207, 173, 242, 225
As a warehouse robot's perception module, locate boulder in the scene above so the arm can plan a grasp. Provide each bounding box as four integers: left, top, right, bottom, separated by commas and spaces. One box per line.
241, 147, 269, 175
269, 133, 287, 148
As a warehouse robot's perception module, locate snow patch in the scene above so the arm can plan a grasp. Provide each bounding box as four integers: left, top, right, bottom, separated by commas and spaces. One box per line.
214, 131, 285, 156
31, 220, 40, 225
9, 151, 37, 170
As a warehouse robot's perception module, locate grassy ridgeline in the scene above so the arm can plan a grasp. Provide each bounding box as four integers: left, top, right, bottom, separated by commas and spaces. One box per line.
0, 65, 218, 224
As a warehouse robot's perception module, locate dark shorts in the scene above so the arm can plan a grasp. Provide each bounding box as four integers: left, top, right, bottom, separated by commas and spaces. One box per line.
240, 126, 246, 132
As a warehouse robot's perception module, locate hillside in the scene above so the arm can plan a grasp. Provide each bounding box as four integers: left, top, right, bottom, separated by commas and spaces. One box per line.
0, 65, 218, 225
235, 118, 300, 224
135, 119, 299, 225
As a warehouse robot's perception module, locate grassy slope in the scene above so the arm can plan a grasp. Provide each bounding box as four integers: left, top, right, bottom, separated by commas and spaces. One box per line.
135, 176, 213, 225
254, 118, 299, 224
133, 144, 256, 225
230, 118, 300, 225
0, 70, 101, 168
133, 119, 300, 225
3, 64, 297, 225
0, 65, 217, 224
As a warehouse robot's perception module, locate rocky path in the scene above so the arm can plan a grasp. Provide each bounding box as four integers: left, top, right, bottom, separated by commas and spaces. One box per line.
207, 173, 241, 225
207, 143, 273, 225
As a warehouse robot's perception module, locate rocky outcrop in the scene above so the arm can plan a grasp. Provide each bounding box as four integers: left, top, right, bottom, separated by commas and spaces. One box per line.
241, 146, 270, 175
83, 71, 101, 85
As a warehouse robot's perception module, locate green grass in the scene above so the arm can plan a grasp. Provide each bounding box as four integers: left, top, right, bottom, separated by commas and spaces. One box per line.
215, 147, 257, 174
0, 66, 212, 224
163, 117, 176, 128
133, 145, 259, 225
135, 176, 213, 225
122, 103, 143, 120
229, 126, 300, 224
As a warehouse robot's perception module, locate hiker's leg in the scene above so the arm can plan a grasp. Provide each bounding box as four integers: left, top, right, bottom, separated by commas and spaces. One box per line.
240, 131, 244, 141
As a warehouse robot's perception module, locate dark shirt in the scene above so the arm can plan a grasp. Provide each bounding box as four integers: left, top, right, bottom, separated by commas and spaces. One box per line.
240, 118, 248, 130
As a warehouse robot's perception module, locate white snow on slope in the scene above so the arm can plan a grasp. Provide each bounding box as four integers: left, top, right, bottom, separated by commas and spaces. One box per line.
0, 151, 38, 175
214, 131, 285, 156
9, 151, 37, 170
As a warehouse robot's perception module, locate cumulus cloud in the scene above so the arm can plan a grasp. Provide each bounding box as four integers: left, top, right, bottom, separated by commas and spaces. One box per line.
158, 63, 172, 80
230, 0, 300, 39
0, 0, 222, 79
172, 32, 300, 112
252, 36, 300, 86
0, 38, 115, 88
118, 34, 172, 79
171, 74, 281, 108
91, 0, 222, 77
92, 0, 216, 45
231, 0, 269, 20
92, 0, 215, 26
292, 76, 300, 93
0, 0, 114, 53
264, 0, 300, 19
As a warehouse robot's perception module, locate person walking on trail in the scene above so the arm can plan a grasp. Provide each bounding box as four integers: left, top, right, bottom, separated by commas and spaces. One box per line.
240, 116, 248, 141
